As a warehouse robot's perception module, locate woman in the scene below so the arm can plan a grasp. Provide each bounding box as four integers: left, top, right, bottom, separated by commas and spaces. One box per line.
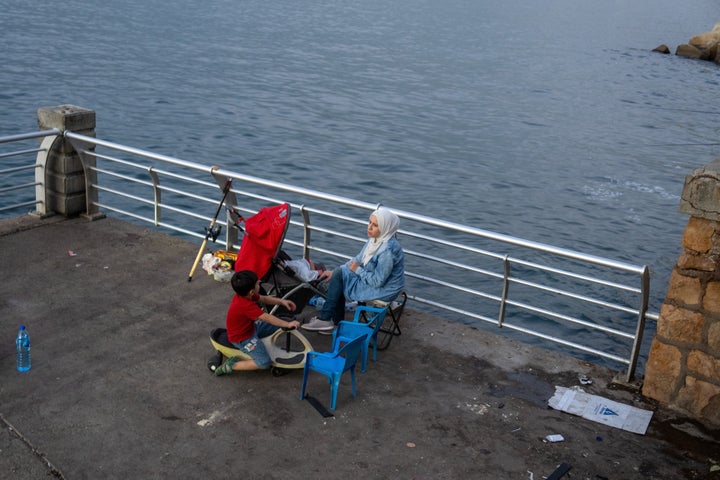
302, 206, 405, 333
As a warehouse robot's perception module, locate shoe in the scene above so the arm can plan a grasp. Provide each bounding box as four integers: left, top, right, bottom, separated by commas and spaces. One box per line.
215, 356, 239, 376
302, 317, 335, 332
318, 327, 336, 336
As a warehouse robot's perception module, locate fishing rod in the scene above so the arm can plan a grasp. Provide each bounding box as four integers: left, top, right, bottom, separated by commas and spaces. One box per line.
188, 178, 233, 282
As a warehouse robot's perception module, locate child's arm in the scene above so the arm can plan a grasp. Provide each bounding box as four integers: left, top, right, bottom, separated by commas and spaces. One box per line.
257, 296, 300, 329
259, 295, 296, 312
257, 312, 301, 330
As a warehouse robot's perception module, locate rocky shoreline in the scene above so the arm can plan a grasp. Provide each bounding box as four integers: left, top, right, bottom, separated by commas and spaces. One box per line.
654, 22, 720, 64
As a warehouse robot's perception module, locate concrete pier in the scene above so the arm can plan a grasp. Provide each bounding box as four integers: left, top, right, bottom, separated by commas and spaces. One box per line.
0, 215, 718, 479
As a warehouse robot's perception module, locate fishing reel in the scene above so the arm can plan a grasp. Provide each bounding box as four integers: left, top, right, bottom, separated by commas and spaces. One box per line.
205, 224, 222, 242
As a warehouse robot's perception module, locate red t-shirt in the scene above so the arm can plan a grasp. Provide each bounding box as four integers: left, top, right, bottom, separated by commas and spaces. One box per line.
226, 293, 264, 343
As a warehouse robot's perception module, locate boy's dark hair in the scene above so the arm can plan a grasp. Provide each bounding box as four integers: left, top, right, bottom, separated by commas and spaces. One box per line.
231, 270, 258, 296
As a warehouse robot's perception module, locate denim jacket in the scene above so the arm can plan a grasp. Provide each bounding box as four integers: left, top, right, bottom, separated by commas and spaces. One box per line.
340, 236, 405, 302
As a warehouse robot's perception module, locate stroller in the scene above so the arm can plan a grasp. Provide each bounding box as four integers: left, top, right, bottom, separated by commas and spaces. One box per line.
232, 202, 325, 313
207, 202, 321, 376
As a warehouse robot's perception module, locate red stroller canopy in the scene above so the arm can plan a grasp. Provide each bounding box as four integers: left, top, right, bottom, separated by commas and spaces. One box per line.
234, 203, 290, 279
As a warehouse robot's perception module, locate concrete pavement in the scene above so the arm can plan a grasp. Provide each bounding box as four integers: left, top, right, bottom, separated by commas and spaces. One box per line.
0, 214, 718, 479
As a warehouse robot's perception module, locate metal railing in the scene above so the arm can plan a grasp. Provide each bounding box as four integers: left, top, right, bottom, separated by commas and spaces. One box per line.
0, 129, 661, 381
0, 130, 60, 214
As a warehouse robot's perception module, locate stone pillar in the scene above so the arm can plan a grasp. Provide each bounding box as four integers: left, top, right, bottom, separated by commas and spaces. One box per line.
36, 105, 96, 217
642, 159, 720, 427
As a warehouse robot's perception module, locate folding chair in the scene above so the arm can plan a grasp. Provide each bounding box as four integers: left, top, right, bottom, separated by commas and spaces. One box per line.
300, 335, 366, 411
364, 291, 407, 350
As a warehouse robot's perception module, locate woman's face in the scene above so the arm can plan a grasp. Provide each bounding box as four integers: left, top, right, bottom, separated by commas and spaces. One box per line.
367, 215, 381, 239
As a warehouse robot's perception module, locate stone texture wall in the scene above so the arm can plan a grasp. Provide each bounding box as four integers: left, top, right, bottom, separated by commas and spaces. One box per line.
642, 160, 720, 427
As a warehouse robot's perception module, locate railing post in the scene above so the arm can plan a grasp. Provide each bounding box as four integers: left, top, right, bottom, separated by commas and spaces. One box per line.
300, 205, 311, 259
498, 255, 510, 328
148, 167, 161, 226
210, 168, 237, 250
625, 265, 650, 382
36, 105, 100, 219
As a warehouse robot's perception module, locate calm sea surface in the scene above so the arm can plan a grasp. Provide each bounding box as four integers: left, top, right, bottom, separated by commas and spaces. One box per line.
2, 0, 720, 323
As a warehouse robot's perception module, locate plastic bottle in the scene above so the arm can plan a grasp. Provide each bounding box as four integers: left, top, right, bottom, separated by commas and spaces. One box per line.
16, 325, 31, 372
312, 296, 325, 309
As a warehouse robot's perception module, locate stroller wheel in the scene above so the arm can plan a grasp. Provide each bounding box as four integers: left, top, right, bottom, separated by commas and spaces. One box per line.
207, 351, 223, 373
271, 366, 289, 377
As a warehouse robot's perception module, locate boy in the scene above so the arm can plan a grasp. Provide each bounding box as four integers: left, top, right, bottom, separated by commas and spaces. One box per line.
215, 270, 301, 375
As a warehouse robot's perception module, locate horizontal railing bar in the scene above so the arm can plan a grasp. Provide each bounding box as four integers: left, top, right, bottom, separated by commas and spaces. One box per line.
508, 277, 642, 315
0, 182, 39, 194
504, 299, 635, 339
399, 229, 507, 261
0, 164, 39, 175
93, 166, 155, 187
95, 203, 216, 243
94, 183, 214, 225
410, 295, 630, 364
498, 320, 631, 364
94, 185, 155, 205
0, 148, 44, 160
0, 200, 41, 212
0, 130, 60, 144
405, 248, 504, 279
510, 256, 641, 293
410, 295, 500, 325
405, 271, 502, 302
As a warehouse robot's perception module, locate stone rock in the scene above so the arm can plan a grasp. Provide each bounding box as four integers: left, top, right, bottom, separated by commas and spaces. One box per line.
679, 159, 720, 222
704, 282, 720, 313
681, 217, 716, 253
664, 271, 703, 307
709, 321, 720, 353
657, 303, 704, 343
642, 339, 681, 403
652, 44, 670, 54
689, 32, 720, 60
676, 43, 704, 59
667, 23, 720, 64
687, 350, 720, 379
677, 251, 716, 271
676, 376, 720, 427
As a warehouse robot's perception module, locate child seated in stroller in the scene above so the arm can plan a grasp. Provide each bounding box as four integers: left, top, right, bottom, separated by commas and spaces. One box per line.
302, 207, 404, 334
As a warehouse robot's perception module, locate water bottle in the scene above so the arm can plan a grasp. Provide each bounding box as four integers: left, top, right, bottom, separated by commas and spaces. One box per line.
16, 325, 31, 372
309, 295, 325, 309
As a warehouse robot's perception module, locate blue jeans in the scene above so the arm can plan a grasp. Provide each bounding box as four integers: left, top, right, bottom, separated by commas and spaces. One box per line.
231, 321, 278, 369
319, 267, 347, 324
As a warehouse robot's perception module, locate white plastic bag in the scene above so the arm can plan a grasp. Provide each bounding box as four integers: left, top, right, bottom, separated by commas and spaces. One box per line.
202, 253, 221, 275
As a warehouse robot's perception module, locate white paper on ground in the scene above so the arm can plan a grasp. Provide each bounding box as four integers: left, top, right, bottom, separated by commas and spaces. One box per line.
548, 386, 653, 435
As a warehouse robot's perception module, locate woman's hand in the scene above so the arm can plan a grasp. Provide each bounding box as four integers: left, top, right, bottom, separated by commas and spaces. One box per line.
348, 260, 360, 272
318, 269, 333, 281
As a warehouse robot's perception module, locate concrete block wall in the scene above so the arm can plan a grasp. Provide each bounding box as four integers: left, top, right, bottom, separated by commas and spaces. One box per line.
643, 160, 720, 427
37, 105, 96, 216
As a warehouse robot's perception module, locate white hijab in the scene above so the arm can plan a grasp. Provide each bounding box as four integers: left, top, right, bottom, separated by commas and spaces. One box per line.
361, 207, 400, 266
